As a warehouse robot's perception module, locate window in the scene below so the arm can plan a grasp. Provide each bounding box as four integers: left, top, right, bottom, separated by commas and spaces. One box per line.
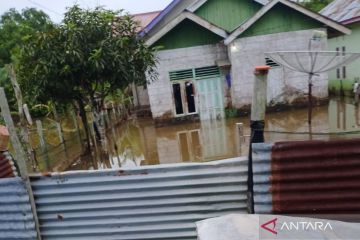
343, 66, 346, 79
337, 68, 341, 79
172, 83, 184, 115
342, 46, 346, 56
265, 57, 280, 67
336, 47, 339, 56
169, 66, 221, 116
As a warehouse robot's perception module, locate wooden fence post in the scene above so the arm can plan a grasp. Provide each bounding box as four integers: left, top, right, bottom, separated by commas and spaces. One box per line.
36, 120, 50, 171
55, 122, 68, 158
0, 88, 42, 240
236, 123, 244, 155
71, 110, 83, 151
111, 103, 117, 122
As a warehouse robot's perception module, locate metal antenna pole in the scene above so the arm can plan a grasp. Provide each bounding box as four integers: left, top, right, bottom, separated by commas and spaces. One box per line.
308, 74, 313, 125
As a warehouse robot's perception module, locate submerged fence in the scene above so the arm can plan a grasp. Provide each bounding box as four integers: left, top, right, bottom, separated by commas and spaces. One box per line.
30, 158, 248, 240
2, 137, 360, 239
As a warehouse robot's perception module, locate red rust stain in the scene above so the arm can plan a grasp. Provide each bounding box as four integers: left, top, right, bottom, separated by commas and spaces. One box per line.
118, 170, 130, 176
41, 172, 52, 177
270, 138, 360, 214
0, 152, 15, 179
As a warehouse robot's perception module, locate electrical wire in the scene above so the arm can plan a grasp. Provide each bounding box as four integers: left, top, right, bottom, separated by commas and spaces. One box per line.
26, 0, 62, 16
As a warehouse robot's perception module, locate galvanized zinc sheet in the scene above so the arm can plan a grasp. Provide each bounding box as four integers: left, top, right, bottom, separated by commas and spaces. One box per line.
253, 139, 360, 214
0, 177, 37, 240
0, 151, 18, 178
30, 157, 248, 240
320, 0, 360, 23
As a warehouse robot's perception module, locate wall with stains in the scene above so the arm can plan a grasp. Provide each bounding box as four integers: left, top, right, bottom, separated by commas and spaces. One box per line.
228, 28, 329, 111
147, 43, 228, 121
132, 84, 150, 108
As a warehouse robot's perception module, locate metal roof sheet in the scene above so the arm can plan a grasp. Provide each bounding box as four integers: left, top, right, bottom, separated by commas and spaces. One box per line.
320, 0, 360, 24
30, 157, 248, 240
132, 11, 161, 31
0, 177, 37, 240
0, 151, 18, 178
252, 139, 360, 214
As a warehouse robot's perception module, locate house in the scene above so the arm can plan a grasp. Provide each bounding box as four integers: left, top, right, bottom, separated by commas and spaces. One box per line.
320, 0, 360, 95
130, 11, 161, 109
140, 0, 349, 124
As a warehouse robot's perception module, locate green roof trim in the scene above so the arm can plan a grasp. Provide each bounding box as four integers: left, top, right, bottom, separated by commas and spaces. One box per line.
153, 19, 223, 50
195, 0, 262, 32
241, 3, 323, 38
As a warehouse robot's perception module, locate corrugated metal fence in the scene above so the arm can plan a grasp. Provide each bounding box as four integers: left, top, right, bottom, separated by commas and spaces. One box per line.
252, 139, 360, 214
0, 151, 18, 178
0, 177, 37, 240
0, 151, 37, 240
30, 157, 248, 240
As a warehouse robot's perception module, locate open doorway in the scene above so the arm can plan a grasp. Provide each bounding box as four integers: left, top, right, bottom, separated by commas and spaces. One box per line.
172, 81, 197, 116
185, 81, 196, 114
172, 83, 184, 115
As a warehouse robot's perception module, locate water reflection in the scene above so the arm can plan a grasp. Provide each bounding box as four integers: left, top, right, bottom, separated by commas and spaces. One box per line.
68, 97, 360, 170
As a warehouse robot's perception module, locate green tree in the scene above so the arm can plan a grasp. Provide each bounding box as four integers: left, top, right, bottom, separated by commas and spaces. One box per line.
300, 0, 334, 12
0, 8, 52, 113
0, 8, 52, 66
18, 5, 158, 151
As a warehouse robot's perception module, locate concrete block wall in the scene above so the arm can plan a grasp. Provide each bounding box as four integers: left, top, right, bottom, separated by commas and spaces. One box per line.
132, 84, 150, 107
147, 44, 228, 120
228, 28, 328, 110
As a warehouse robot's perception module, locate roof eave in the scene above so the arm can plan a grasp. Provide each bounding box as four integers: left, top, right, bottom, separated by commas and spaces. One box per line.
224, 0, 352, 45
145, 11, 228, 46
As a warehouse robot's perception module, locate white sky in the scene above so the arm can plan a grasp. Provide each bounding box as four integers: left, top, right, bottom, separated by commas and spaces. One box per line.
0, 0, 173, 23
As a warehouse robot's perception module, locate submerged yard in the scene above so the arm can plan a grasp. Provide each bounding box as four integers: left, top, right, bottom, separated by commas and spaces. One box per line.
32, 97, 360, 172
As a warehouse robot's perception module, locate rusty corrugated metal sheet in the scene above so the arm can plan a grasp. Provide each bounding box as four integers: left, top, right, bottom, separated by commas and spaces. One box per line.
253, 139, 360, 214
0, 177, 37, 240
30, 157, 248, 240
133, 11, 161, 31
0, 151, 18, 178
320, 0, 360, 24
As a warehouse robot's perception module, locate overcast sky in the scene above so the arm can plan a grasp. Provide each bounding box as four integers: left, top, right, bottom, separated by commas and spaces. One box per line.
0, 0, 173, 23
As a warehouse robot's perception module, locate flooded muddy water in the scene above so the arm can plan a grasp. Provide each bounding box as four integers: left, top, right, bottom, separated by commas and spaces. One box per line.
67, 97, 360, 171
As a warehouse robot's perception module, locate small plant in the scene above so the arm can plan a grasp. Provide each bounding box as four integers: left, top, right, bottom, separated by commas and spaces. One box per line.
225, 107, 238, 118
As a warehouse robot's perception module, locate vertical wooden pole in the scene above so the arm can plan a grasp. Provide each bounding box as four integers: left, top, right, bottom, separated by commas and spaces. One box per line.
55, 122, 68, 158
249, 66, 270, 214
112, 103, 116, 121
7, 65, 37, 169
23, 104, 33, 125
100, 111, 108, 150
71, 110, 83, 151
22, 103, 37, 170
0, 88, 42, 240
236, 122, 244, 155
36, 120, 50, 170
105, 109, 111, 128
117, 105, 122, 119
56, 122, 64, 144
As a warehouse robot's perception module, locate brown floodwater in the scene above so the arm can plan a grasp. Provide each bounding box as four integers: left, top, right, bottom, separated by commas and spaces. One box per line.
65, 97, 360, 171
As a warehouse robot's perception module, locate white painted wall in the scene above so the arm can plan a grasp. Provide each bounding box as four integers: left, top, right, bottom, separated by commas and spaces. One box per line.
132, 84, 150, 107
147, 44, 228, 119
228, 28, 329, 109
328, 23, 360, 82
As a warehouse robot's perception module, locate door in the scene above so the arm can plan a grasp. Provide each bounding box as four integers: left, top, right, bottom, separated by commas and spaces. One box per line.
196, 77, 224, 121
172, 81, 197, 116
